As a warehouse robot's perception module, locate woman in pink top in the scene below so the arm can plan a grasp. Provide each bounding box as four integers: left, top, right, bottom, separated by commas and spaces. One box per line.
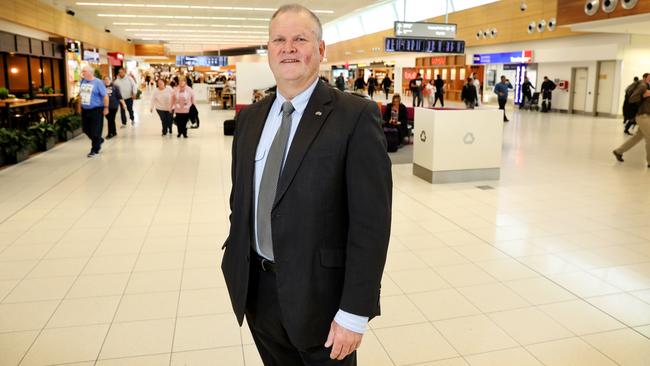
170, 77, 195, 138
150, 79, 174, 136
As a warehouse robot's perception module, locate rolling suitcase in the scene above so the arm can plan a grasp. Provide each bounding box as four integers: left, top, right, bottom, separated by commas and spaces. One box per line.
383, 126, 399, 152
223, 119, 235, 135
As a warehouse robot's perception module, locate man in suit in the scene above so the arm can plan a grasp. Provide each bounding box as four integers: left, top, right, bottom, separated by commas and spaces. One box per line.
221, 4, 392, 366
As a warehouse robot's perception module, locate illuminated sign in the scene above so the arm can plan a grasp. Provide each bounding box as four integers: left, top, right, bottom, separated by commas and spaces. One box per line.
395, 21, 457, 39
472, 50, 533, 64
384, 38, 465, 54
176, 56, 228, 67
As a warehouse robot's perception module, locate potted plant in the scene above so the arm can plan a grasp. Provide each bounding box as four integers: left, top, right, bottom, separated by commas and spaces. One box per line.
27, 118, 57, 151
43, 85, 54, 94
69, 115, 82, 137
0, 128, 34, 164
0, 87, 8, 100
55, 114, 81, 141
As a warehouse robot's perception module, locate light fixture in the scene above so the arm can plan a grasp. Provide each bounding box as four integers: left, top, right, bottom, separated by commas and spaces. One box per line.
475, 31, 482, 40
602, 0, 617, 12
548, 18, 556, 31
490, 28, 497, 38
585, 0, 600, 15
98, 14, 270, 21
621, 0, 639, 9
528, 21, 536, 33
79, 2, 333, 13
537, 19, 546, 32
10, 67, 18, 74
483, 30, 488, 38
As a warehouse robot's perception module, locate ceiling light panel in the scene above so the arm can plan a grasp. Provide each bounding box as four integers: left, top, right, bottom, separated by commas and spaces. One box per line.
126, 29, 267, 34
97, 14, 269, 21
77, 2, 333, 13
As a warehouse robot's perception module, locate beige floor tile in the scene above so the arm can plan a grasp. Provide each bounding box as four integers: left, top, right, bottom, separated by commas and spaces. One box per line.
411, 358, 469, 366
583, 328, 650, 366
383, 251, 429, 272
412, 247, 470, 268
0, 279, 18, 300
433, 231, 486, 246
96, 353, 171, 366
0, 244, 53, 261
374, 323, 458, 365
434, 315, 518, 355
114, 292, 179, 322
369, 295, 427, 329
183, 250, 221, 269
21, 324, 109, 366
171, 346, 244, 366
634, 325, 650, 338
587, 293, 650, 327
397, 233, 448, 250
380, 275, 404, 297
631, 288, 650, 304
387, 268, 450, 294
243, 344, 264, 366
435, 263, 497, 287
517, 254, 581, 276
488, 307, 573, 345
409, 289, 481, 321
475, 258, 539, 281
0, 260, 37, 280
26, 258, 89, 279
45, 244, 97, 260
181, 268, 226, 290
133, 252, 185, 272
526, 337, 618, 366
537, 300, 625, 335
140, 236, 187, 254
0, 301, 60, 332
177, 287, 232, 317
48, 296, 121, 328
94, 241, 143, 257
82, 255, 138, 275
504, 277, 577, 305
67, 273, 130, 298
0, 331, 39, 366
465, 347, 543, 366
356, 330, 394, 366
172, 314, 241, 352
3, 276, 76, 303
590, 265, 650, 292
453, 244, 509, 261
99, 318, 175, 359
549, 271, 621, 298
458, 283, 529, 313
125, 270, 182, 294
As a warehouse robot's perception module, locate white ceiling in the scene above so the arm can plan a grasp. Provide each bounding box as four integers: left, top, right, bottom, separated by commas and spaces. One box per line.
568, 12, 650, 36
39, 0, 383, 53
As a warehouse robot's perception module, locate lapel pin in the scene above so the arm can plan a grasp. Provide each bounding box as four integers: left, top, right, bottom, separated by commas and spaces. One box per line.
315, 111, 322, 116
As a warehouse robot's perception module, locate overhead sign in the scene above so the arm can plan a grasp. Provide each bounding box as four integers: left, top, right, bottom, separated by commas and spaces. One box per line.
83, 49, 99, 63
472, 50, 533, 64
385, 37, 465, 54
176, 56, 228, 67
395, 21, 457, 39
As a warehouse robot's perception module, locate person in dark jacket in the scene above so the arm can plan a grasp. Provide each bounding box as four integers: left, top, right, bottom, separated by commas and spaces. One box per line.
520, 76, 535, 109
460, 78, 478, 109
383, 94, 409, 143
433, 74, 445, 107
540, 76, 556, 112
381, 75, 391, 100
409, 73, 423, 107
335, 73, 346, 91
103, 76, 126, 139
186, 77, 200, 128
367, 73, 378, 99
623, 77, 641, 135
354, 75, 366, 91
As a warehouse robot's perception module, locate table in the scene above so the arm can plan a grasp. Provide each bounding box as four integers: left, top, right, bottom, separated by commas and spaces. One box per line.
1, 99, 49, 129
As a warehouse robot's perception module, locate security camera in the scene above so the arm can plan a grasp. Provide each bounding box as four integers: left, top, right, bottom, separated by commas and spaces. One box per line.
520, 1, 528, 11
66, 7, 75, 16
105, 28, 111, 33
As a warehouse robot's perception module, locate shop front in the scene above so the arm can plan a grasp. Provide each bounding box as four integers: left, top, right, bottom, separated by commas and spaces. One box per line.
403, 55, 480, 102
471, 50, 534, 105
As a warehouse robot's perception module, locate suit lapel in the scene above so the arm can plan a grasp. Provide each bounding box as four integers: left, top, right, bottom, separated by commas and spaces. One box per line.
273, 81, 333, 209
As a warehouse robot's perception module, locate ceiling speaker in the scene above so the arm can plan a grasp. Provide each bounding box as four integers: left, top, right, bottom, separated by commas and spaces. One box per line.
476, 31, 482, 40
490, 28, 497, 38
621, 0, 639, 9
585, 0, 600, 15
548, 18, 556, 31
602, 0, 617, 13
537, 19, 546, 32
483, 30, 489, 38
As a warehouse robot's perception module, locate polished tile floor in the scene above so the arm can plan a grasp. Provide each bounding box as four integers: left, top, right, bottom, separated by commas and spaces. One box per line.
0, 93, 649, 366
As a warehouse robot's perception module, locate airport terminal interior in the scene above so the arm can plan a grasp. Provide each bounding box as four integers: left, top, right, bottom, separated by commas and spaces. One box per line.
1, 0, 650, 365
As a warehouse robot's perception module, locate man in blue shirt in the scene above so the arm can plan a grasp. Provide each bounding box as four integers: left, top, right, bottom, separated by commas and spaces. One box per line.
79, 65, 108, 157
494, 75, 513, 122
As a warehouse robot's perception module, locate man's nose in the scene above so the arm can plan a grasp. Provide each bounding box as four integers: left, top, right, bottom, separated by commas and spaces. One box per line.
281, 40, 297, 53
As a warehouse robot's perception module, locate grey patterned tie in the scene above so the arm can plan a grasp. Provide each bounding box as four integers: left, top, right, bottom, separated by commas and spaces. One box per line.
257, 101, 295, 260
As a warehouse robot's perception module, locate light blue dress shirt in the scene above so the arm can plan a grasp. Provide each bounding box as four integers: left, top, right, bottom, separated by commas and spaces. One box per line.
253, 78, 369, 334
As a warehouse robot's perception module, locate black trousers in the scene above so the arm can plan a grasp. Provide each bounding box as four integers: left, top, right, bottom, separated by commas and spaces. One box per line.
246, 258, 357, 366
498, 98, 508, 120
520, 93, 532, 109
433, 92, 444, 107
384, 88, 390, 100
106, 108, 118, 136
368, 88, 375, 99
156, 109, 173, 134
120, 97, 134, 124
174, 113, 190, 137
82, 107, 104, 153
412, 89, 422, 107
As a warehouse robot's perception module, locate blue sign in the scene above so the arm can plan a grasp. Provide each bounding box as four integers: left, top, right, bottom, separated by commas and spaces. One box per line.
176, 56, 228, 67
472, 50, 532, 64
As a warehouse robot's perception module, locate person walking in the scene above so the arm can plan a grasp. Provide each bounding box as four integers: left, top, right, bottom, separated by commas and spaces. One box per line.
103, 76, 125, 139
113, 68, 137, 126
170, 77, 194, 138
381, 75, 391, 100
150, 79, 174, 136
540, 76, 556, 112
520, 76, 534, 109
613, 72, 650, 168
335, 73, 346, 91
472, 73, 481, 107
461, 78, 478, 109
623, 76, 641, 135
222, 4, 392, 366
409, 73, 423, 107
354, 75, 366, 92
424, 79, 435, 107
494, 75, 513, 122
433, 74, 445, 107
367, 73, 377, 99
79, 65, 108, 158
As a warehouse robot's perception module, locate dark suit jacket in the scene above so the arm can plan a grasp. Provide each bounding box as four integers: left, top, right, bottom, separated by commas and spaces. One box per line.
221, 80, 392, 350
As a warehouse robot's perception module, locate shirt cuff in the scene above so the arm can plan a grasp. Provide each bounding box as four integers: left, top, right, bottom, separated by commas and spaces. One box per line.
334, 309, 368, 334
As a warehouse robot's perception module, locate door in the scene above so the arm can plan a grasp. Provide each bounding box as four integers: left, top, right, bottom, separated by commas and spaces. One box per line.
572, 68, 588, 112
596, 61, 616, 114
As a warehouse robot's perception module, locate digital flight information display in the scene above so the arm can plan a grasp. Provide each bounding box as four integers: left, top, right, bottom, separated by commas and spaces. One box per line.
384, 37, 465, 54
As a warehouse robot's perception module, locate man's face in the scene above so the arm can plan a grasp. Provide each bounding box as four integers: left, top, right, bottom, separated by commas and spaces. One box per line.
501, 77, 506, 83
104, 77, 110, 86
81, 68, 91, 80
118, 69, 125, 78
267, 11, 324, 89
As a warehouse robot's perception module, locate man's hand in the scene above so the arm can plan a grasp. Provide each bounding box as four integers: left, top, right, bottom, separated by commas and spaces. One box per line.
324, 320, 363, 360
103, 107, 108, 116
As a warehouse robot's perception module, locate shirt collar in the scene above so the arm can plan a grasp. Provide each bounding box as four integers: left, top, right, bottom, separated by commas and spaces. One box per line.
275, 77, 319, 116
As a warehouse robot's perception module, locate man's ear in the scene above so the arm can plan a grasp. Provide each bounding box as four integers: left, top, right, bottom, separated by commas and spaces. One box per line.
319, 40, 326, 62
